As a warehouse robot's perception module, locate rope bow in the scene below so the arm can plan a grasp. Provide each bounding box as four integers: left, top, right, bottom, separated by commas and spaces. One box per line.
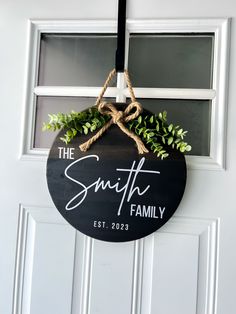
79, 69, 148, 154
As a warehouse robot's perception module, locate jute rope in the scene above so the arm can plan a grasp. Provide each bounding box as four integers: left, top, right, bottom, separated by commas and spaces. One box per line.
79, 69, 148, 154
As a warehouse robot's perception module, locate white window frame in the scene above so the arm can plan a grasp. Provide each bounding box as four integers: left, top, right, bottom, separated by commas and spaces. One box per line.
20, 18, 230, 170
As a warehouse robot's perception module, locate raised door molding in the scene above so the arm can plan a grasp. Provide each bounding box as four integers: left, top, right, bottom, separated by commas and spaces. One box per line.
13, 206, 219, 314
140, 217, 219, 314
13, 205, 79, 314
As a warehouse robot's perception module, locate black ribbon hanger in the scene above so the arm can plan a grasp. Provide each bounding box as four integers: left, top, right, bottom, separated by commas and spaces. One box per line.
115, 0, 127, 72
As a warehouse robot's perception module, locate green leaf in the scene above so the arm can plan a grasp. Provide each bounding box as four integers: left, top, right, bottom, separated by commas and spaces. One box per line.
185, 145, 192, 152
82, 125, 88, 135
149, 115, 154, 123
149, 132, 155, 137
168, 137, 173, 145
60, 137, 67, 143
177, 128, 183, 135
138, 116, 142, 124
128, 122, 134, 130
91, 124, 97, 132
66, 130, 73, 137
168, 124, 173, 132
138, 127, 144, 135
42, 123, 48, 131
162, 111, 167, 121
71, 128, 77, 136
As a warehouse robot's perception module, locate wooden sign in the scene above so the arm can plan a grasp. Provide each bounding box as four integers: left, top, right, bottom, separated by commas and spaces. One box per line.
47, 108, 187, 242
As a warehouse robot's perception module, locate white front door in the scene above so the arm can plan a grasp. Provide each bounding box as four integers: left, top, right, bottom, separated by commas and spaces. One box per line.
0, 1, 235, 314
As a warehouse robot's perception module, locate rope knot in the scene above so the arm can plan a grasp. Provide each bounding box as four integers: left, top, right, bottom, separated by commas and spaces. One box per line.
113, 111, 124, 124
99, 102, 125, 124
79, 69, 149, 155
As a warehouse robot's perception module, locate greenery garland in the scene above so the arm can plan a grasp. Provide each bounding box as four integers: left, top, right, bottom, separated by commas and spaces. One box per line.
43, 107, 192, 159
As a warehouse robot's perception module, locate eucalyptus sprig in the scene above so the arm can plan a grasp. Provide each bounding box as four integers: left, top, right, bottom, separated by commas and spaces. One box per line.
128, 111, 192, 159
43, 107, 191, 159
43, 108, 110, 144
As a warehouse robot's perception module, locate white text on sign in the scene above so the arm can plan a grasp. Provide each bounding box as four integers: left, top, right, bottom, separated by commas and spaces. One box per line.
64, 155, 162, 217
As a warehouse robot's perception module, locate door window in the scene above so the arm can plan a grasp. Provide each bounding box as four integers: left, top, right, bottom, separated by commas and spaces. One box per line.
23, 19, 229, 170
38, 34, 117, 86
128, 34, 213, 89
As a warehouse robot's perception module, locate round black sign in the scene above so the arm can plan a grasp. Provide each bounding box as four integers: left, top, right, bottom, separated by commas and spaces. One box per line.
47, 109, 187, 242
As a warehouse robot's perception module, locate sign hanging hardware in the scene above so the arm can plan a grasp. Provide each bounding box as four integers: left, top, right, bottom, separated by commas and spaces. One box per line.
115, 0, 127, 72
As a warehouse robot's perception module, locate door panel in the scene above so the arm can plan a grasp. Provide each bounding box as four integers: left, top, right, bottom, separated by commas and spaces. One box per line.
150, 234, 199, 314
89, 241, 135, 314
141, 218, 219, 314
14, 206, 77, 314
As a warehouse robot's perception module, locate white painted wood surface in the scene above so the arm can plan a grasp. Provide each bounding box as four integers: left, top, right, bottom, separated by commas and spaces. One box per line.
14, 206, 76, 314
34, 86, 216, 100
0, 1, 235, 314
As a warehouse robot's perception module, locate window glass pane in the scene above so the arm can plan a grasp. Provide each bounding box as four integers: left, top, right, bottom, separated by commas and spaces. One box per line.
136, 99, 211, 156
38, 34, 117, 86
34, 96, 115, 149
128, 34, 214, 88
